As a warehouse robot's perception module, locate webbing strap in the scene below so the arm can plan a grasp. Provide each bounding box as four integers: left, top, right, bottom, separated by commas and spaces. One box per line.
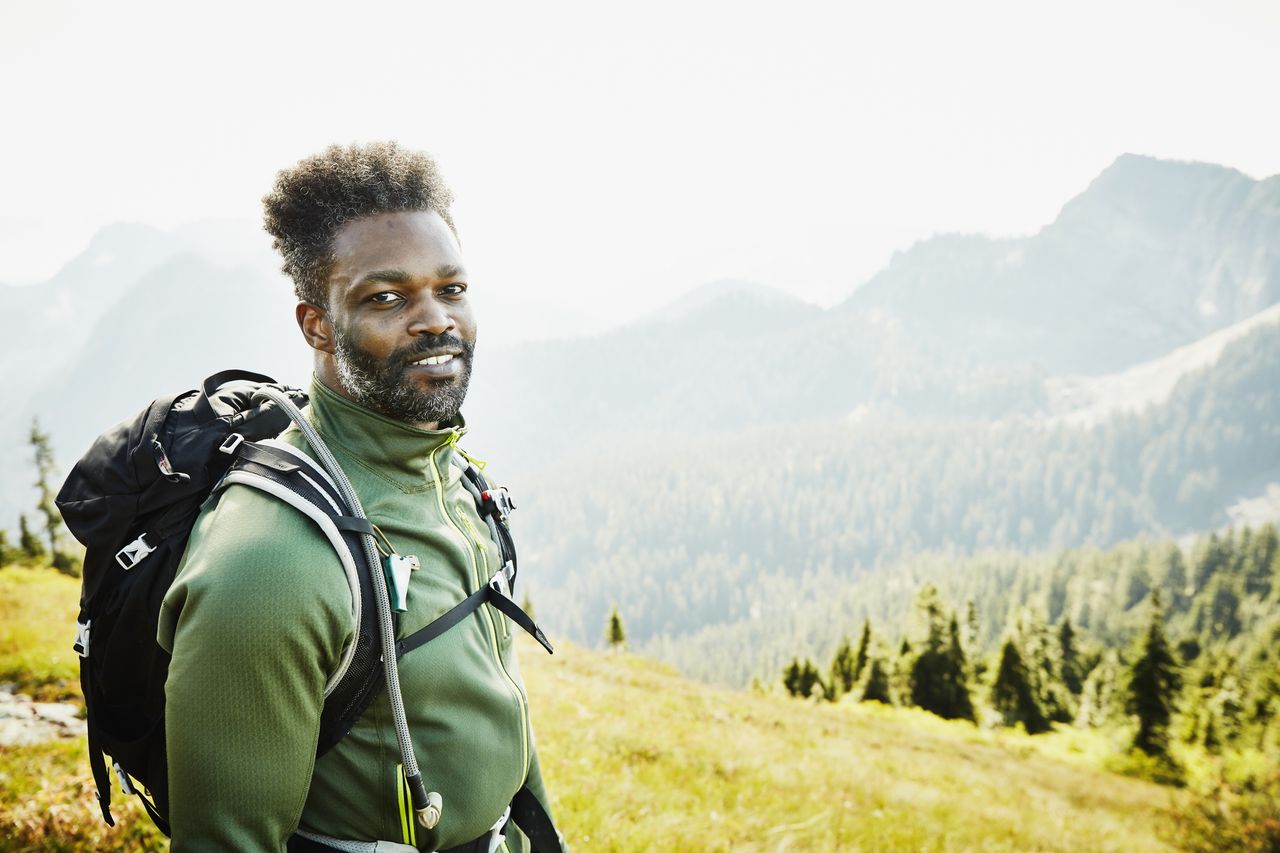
510, 785, 564, 853
81, 666, 114, 827
236, 442, 301, 473
486, 587, 553, 655
134, 786, 171, 836
331, 515, 377, 537
396, 578, 553, 658
396, 587, 488, 658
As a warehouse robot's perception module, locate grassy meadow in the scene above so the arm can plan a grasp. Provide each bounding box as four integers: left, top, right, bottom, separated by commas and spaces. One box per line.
1, 564, 1185, 851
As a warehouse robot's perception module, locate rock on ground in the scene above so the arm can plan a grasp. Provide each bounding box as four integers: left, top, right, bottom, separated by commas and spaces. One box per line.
0, 682, 86, 746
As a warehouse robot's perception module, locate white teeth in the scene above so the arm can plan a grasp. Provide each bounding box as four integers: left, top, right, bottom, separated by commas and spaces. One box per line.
414, 354, 454, 366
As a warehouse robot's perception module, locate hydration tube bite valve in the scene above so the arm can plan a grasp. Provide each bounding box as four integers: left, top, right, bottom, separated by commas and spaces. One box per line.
407, 773, 443, 828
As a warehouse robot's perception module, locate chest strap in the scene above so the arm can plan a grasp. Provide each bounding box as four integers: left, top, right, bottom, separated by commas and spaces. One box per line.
397, 570, 553, 658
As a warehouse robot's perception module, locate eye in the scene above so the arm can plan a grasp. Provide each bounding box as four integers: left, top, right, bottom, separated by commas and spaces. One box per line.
440, 282, 468, 298
368, 291, 403, 305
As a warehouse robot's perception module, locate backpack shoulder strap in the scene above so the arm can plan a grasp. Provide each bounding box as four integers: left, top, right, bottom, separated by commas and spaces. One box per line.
451, 453, 520, 589
216, 441, 384, 754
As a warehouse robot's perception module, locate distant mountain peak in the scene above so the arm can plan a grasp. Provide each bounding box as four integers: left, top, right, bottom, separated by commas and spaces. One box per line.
1051, 153, 1254, 235
650, 279, 815, 325
85, 221, 169, 252
838, 153, 1280, 374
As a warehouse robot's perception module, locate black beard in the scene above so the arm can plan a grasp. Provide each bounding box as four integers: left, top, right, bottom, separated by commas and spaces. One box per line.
332, 328, 475, 425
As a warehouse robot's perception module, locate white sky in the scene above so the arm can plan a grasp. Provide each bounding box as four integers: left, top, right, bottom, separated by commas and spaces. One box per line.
2, 0, 1279, 328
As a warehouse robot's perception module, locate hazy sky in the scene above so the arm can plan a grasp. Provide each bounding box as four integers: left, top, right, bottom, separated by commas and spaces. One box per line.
3, 0, 1279, 327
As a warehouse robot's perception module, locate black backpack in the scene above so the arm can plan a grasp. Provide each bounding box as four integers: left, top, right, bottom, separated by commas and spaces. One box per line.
55, 370, 553, 842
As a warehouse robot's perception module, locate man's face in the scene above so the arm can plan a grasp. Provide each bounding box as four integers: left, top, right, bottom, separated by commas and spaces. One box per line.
299, 210, 477, 429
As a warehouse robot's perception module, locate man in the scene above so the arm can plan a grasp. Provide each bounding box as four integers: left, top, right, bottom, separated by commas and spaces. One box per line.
158, 142, 557, 852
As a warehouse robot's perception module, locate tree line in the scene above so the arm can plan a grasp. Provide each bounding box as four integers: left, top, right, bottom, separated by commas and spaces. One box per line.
778, 523, 1280, 781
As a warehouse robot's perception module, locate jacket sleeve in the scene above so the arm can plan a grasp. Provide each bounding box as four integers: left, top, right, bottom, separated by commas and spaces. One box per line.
158, 485, 355, 852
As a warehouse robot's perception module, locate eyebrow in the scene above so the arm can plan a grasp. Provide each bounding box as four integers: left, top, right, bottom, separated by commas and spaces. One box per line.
353, 265, 466, 288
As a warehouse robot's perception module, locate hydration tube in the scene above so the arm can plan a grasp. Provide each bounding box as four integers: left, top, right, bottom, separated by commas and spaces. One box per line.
251, 386, 442, 829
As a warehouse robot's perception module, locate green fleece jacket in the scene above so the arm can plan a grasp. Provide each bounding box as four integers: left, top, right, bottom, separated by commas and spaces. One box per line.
158, 379, 550, 852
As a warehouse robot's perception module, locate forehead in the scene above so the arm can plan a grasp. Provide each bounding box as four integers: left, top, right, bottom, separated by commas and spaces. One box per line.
329, 210, 464, 282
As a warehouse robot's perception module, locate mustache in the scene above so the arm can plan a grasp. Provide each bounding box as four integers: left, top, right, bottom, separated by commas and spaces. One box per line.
392, 333, 475, 363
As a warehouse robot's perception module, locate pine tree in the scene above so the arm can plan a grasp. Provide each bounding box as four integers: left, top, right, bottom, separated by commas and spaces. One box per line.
1127, 591, 1181, 756
1077, 650, 1121, 728
964, 600, 980, 651
783, 657, 824, 699
908, 589, 975, 721
605, 604, 627, 651
965, 600, 987, 682
800, 659, 824, 699
1013, 608, 1073, 724
943, 614, 976, 720
29, 419, 74, 575
1160, 544, 1191, 611
853, 618, 872, 683
892, 638, 913, 703
18, 514, 45, 561
783, 659, 803, 697
861, 656, 891, 704
829, 636, 857, 700
1058, 617, 1083, 696
992, 639, 1050, 734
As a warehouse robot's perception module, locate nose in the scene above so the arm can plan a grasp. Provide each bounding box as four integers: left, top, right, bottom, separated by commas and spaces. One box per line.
407, 294, 455, 337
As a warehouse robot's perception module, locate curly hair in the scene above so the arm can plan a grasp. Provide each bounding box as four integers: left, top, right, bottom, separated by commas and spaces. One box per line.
262, 141, 456, 306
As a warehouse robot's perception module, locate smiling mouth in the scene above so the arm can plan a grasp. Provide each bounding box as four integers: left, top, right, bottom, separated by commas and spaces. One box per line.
410, 353, 457, 367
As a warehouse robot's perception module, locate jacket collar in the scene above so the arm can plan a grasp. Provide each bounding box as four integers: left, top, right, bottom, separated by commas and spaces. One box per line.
304, 377, 466, 488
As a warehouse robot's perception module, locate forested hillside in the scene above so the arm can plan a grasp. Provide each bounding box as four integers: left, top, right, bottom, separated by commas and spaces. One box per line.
762, 522, 1280, 846
521, 320, 1280, 661
668, 520, 1279, 688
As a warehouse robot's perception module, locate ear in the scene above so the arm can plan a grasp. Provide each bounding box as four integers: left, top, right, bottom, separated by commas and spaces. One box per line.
297, 302, 336, 354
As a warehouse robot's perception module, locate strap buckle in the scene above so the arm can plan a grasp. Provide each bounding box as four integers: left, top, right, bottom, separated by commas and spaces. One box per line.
113, 761, 135, 797
115, 534, 154, 570
486, 806, 512, 853
218, 432, 246, 455
479, 487, 515, 523
73, 620, 91, 657
489, 569, 511, 599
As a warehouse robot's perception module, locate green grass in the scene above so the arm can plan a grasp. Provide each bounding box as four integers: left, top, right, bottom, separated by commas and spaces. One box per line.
0, 740, 166, 851
526, 645, 1181, 852
0, 565, 82, 701
1, 565, 1183, 851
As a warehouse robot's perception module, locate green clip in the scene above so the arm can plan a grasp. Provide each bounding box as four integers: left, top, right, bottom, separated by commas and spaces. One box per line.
382, 554, 419, 613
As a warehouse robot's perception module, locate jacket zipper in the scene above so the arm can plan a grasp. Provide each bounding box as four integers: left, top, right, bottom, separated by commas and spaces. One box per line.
458, 512, 509, 640
428, 442, 531, 779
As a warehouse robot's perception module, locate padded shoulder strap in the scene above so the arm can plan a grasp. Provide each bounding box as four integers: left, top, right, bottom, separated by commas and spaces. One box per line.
216, 442, 385, 755
217, 445, 362, 694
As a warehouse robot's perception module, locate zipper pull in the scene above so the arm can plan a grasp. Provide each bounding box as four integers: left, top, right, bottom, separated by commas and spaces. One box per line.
382, 554, 419, 613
